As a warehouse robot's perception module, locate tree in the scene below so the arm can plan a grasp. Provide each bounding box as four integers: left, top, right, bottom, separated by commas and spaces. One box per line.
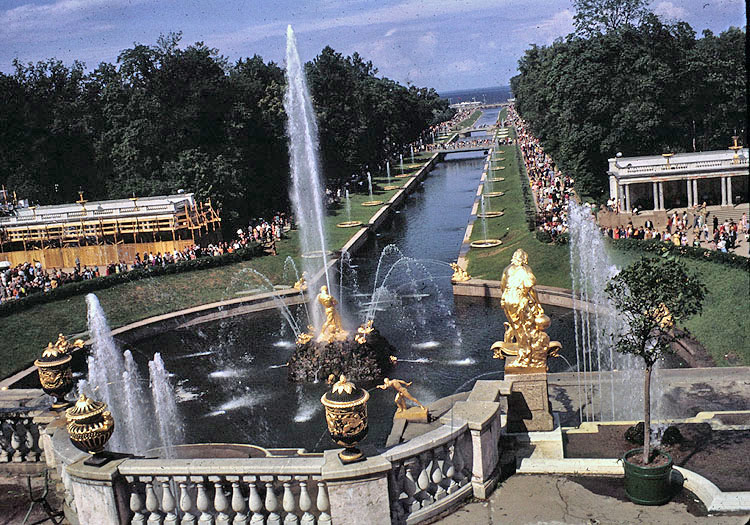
605, 256, 706, 464
573, 0, 652, 37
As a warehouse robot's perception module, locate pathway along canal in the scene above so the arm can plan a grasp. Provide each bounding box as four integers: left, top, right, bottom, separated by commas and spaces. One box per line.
127, 116, 576, 451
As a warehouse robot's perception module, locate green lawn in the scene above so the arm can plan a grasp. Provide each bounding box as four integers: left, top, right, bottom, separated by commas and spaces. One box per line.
453, 109, 482, 130
465, 126, 571, 288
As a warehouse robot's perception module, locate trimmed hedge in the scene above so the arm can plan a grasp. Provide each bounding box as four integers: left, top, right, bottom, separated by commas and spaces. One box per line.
611, 238, 750, 271
0, 244, 266, 317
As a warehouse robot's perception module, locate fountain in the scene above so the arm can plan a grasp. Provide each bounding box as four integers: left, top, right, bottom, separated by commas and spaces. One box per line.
568, 201, 642, 422
284, 25, 333, 328
362, 171, 383, 207
337, 189, 362, 228
80, 293, 183, 456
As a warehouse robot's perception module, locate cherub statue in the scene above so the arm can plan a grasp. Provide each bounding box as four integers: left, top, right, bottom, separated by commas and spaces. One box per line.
450, 263, 471, 283
377, 378, 426, 413
354, 320, 374, 345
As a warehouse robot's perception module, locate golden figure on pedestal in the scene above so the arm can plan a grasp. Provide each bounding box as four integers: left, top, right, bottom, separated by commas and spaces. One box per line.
354, 320, 374, 344
316, 286, 349, 343
293, 272, 308, 291
377, 378, 428, 421
492, 248, 561, 372
450, 263, 471, 283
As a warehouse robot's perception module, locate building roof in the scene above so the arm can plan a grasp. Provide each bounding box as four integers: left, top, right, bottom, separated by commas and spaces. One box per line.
0, 194, 197, 228
608, 148, 749, 181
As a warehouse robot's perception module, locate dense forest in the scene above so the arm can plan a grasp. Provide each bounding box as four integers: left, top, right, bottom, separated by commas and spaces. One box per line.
0, 33, 453, 229
511, 2, 746, 198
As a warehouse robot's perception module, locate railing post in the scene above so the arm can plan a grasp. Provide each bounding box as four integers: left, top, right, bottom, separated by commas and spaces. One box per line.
321, 450, 392, 525
66, 456, 131, 525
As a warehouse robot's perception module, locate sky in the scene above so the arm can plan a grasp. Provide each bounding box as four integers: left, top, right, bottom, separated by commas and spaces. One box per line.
0, 0, 745, 92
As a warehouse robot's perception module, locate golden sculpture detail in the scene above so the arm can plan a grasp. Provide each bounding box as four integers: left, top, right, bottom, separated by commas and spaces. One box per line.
34, 334, 83, 409
316, 286, 349, 343
492, 249, 561, 372
321, 375, 369, 464
66, 394, 115, 455
729, 135, 742, 164
450, 263, 471, 283
354, 320, 374, 345
293, 272, 308, 291
377, 378, 428, 421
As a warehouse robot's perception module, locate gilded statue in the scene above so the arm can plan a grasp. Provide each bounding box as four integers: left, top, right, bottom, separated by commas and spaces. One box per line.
377, 378, 426, 414
317, 286, 348, 343
450, 263, 471, 283
54, 333, 84, 354
293, 272, 308, 291
492, 248, 561, 371
354, 320, 374, 345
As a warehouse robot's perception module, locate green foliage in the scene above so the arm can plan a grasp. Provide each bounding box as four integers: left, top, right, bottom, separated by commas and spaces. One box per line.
605, 256, 706, 366
573, 0, 652, 37
511, 20, 746, 199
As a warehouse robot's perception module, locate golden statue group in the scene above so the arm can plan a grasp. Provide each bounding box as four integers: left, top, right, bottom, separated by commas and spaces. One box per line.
492, 248, 560, 372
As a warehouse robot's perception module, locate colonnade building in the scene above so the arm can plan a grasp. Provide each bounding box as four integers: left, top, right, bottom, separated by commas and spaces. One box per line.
607, 145, 749, 213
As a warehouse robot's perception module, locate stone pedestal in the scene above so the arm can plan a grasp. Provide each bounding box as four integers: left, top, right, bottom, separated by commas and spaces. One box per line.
504, 359, 553, 432
394, 406, 428, 422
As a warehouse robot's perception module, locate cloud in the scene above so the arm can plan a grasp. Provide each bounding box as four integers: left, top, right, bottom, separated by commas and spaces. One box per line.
447, 58, 483, 73
385, 28, 397, 37
514, 8, 574, 44
653, 1, 688, 19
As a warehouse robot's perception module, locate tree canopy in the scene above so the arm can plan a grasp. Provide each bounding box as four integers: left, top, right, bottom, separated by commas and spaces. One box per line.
511, 11, 746, 198
0, 34, 452, 231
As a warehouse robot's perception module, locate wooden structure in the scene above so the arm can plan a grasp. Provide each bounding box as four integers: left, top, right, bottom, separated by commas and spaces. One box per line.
0, 193, 221, 268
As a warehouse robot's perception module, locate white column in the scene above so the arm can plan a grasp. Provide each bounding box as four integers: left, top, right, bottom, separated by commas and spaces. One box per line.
687, 179, 693, 208
658, 182, 665, 210
727, 176, 733, 206
624, 185, 631, 212
693, 179, 698, 207
652, 182, 659, 210
721, 177, 727, 206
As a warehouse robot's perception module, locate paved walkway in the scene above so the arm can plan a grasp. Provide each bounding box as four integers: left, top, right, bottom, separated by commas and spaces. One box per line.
435, 474, 749, 524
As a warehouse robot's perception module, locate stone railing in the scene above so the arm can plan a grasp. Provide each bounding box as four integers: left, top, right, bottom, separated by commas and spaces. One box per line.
383, 422, 473, 524
118, 458, 330, 525
0, 409, 55, 465
44, 379, 507, 525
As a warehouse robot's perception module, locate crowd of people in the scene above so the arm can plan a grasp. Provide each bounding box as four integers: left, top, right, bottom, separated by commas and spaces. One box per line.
420, 137, 495, 152
602, 211, 748, 253
509, 106, 572, 241
0, 213, 292, 304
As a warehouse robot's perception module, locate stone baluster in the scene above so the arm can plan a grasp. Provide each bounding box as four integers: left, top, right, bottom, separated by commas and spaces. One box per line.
265, 481, 281, 525
247, 480, 264, 525
196, 480, 214, 525
443, 441, 457, 494
230, 480, 248, 525
316, 481, 331, 525
297, 480, 314, 525
417, 451, 434, 506
161, 479, 178, 525
0, 421, 9, 462
282, 480, 298, 525
432, 445, 447, 500
145, 478, 163, 525
178, 480, 197, 525
10, 422, 24, 462
452, 436, 468, 486
403, 459, 420, 513
28, 421, 42, 462
62, 469, 76, 513
213, 478, 231, 525
129, 483, 147, 525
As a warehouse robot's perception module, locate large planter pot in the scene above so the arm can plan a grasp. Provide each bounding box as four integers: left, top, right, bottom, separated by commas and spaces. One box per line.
622, 448, 673, 505
321, 375, 369, 464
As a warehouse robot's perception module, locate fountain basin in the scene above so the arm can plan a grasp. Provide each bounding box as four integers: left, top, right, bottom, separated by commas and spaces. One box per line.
492, 166, 505, 170
484, 192, 504, 197
362, 201, 384, 207
146, 443, 271, 459
477, 211, 504, 218
395, 173, 412, 179
489, 177, 505, 182
470, 239, 502, 248
336, 221, 363, 228
301, 250, 334, 259
383, 185, 401, 191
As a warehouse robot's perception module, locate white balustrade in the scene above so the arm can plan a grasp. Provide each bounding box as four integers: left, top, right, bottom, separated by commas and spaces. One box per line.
0, 413, 45, 464
122, 462, 330, 525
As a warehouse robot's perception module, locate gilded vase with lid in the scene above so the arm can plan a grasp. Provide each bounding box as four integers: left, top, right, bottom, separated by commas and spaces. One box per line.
66, 394, 115, 455
34, 341, 74, 409
321, 375, 369, 464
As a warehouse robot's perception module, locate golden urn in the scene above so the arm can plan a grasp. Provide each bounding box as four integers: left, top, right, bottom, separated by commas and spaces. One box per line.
321, 375, 369, 464
34, 342, 74, 409
65, 394, 115, 455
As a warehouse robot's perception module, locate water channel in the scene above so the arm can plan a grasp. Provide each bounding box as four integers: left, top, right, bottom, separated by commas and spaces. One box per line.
126, 113, 576, 451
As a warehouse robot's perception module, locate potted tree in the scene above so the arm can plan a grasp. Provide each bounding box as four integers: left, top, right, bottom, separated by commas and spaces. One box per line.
605, 255, 706, 505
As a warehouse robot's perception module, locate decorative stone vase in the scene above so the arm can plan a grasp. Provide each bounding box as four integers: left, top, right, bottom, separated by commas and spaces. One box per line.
65, 394, 115, 455
321, 375, 369, 464
622, 448, 673, 505
34, 343, 74, 409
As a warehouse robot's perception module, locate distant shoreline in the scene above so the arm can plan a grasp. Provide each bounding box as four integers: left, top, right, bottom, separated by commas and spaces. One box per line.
439, 85, 511, 104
